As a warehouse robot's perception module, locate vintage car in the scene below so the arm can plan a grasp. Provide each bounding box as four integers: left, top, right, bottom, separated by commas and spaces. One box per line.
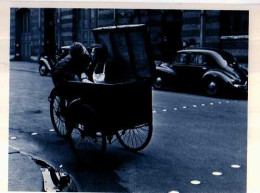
153, 48, 248, 96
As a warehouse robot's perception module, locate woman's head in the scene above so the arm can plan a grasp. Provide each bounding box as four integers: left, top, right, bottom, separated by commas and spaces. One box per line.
91, 44, 108, 63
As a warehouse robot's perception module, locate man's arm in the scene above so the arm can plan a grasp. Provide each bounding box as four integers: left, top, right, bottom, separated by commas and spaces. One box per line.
53, 55, 72, 73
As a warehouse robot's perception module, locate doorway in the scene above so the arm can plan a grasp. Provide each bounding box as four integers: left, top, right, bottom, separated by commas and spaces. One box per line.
15, 8, 31, 61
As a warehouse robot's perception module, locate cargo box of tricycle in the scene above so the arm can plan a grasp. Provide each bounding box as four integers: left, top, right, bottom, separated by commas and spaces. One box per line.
92, 24, 155, 82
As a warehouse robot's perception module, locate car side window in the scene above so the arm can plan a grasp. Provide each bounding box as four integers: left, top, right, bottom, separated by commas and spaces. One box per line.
197, 55, 205, 65
189, 53, 198, 64
189, 54, 216, 67
173, 53, 190, 65
190, 54, 206, 66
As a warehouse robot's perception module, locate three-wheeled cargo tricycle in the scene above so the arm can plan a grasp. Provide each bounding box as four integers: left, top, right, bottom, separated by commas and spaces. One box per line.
49, 24, 155, 153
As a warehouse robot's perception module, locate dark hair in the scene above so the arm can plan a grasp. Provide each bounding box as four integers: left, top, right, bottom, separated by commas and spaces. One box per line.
70, 42, 85, 58
92, 44, 108, 63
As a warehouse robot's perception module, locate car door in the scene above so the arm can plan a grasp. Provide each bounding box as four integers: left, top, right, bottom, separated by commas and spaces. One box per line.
185, 53, 213, 85
187, 53, 208, 82
171, 52, 191, 84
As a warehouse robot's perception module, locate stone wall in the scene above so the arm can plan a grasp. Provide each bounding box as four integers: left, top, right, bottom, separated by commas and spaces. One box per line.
9, 8, 248, 63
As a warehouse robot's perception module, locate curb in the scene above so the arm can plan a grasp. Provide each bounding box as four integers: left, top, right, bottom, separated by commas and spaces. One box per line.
9, 146, 78, 192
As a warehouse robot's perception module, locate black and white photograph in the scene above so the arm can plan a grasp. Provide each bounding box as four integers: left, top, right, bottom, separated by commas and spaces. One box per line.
7, 7, 249, 192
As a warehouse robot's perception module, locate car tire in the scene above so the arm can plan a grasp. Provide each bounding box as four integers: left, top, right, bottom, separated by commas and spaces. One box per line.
204, 78, 220, 96
39, 64, 48, 76
153, 76, 164, 90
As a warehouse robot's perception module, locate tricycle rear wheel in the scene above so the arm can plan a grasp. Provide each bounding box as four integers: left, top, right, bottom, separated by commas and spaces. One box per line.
116, 124, 153, 152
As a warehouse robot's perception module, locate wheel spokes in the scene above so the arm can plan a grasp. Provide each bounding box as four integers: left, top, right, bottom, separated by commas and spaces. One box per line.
70, 124, 104, 152
52, 96, 67, 135
118, 125, 150, 149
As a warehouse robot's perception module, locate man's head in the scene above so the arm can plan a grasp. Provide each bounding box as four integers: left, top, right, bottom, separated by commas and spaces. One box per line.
189, 39, 196, 46
70, 42, 87, 58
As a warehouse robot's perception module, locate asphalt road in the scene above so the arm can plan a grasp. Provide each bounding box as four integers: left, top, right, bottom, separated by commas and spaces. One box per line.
9, 62, 247, 193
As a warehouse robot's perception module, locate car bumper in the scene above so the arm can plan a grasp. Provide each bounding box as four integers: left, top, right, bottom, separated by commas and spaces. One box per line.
232, 81, 248, 92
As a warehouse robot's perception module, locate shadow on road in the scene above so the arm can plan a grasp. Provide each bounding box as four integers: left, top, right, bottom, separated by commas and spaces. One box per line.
65, 139, 147, 192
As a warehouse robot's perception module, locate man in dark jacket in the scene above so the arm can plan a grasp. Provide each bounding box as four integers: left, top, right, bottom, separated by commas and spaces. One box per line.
51, 42, 95, 139
52, 42, 91, 86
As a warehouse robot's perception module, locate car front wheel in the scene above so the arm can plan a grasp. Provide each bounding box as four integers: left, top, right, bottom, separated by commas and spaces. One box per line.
204, 79, 220, 96
39, 64, 48, 76
153, 76, 163, 90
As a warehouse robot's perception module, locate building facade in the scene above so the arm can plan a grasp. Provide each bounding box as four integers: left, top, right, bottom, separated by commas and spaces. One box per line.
10, 8, 249, 63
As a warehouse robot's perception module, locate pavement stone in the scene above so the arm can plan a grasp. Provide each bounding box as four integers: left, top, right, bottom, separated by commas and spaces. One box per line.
8, 147, 43, 192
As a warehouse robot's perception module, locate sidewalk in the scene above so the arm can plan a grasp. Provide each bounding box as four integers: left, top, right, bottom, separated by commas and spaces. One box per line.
10, 61, 39, 74
8, 147, 43, 191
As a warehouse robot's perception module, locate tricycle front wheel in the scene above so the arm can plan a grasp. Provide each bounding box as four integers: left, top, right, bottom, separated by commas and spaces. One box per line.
50, 94, 68, 137
116, 124, 153, 152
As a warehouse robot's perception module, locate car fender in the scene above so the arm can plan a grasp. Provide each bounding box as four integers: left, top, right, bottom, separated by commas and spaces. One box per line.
202, 70, 234, 85
39, 58, 52, 71
156, 66, 177, 77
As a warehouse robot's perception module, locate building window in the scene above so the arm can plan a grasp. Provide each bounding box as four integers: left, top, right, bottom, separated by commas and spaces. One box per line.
220, 11, 249, 36
91, 9, 98, 28
22, 11, 30, 33
91, 9, 95, 19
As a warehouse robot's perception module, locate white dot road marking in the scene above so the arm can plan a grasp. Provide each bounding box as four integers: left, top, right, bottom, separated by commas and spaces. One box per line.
10, 136, 17, 140
201, 104, 205, 106
183, 106, 187, 109
226, 101, 230, 103
163, 109, 167, 112
49, 129, 55, 132
190, 180, 201, 185
231, 164, 241, 168
210, 103, 214, 105
212, 171, 223, 176
153, 110, 157, 113
169, 191, 180, 193
218, 102, 222, 104
31, 132, 38, 136
174, 108, 178, 110
193, 105, 197, 108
